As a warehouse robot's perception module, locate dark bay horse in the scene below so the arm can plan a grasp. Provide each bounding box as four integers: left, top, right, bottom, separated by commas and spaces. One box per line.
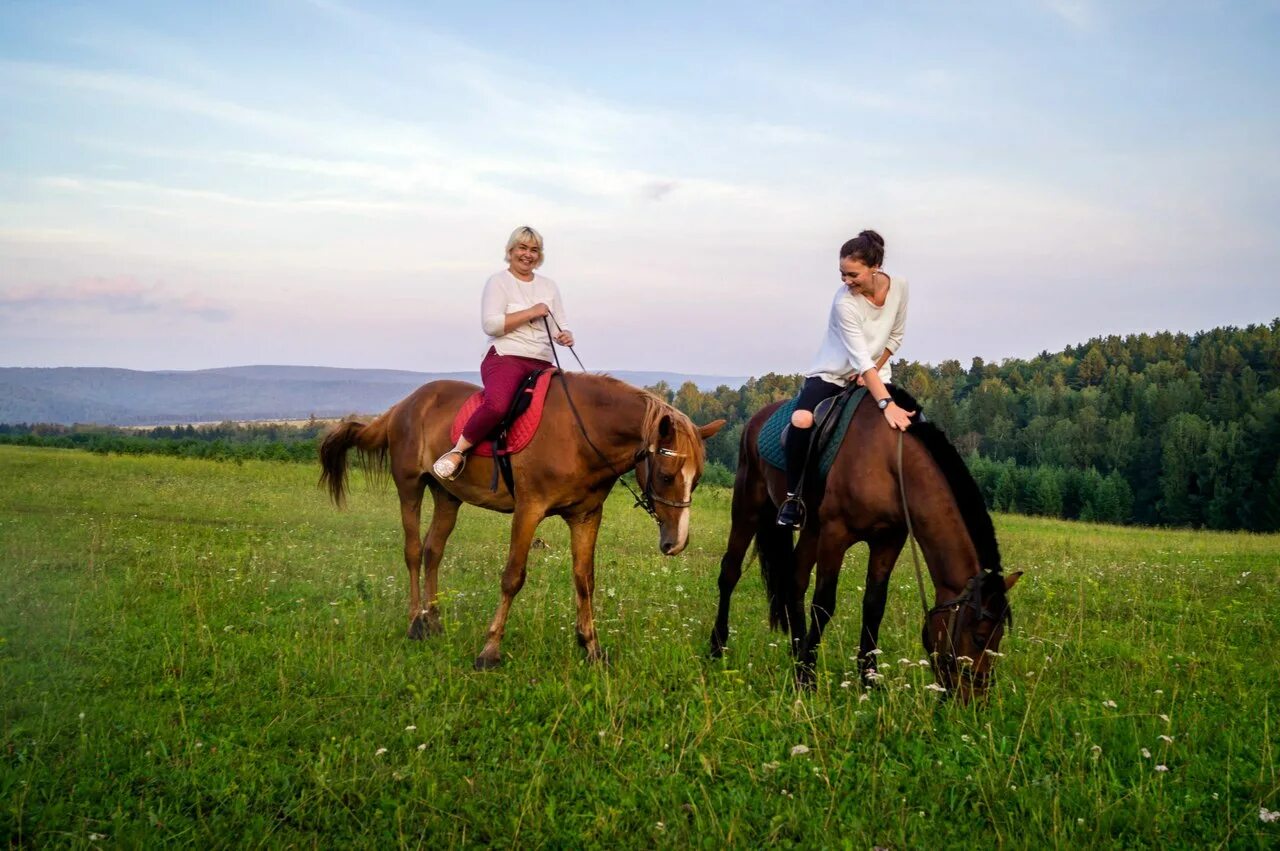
320, 373, 724, 668
709, 389, 1021, 702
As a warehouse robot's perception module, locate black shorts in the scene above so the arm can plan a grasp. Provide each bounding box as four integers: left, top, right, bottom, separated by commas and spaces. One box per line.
794, 376, 844, 414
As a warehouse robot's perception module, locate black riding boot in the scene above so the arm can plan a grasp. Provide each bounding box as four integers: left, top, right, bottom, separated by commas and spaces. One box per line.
776, 424, 812, 528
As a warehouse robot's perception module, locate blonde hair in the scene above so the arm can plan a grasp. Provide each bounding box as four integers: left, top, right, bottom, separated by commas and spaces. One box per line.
504, 226, 545, 269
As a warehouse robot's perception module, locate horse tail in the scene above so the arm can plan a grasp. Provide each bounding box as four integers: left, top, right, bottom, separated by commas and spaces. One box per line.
318, 411, 392, 507
756, 510, 796, 631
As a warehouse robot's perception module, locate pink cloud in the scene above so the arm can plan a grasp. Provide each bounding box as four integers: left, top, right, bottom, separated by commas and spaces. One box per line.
0, 276, 232, 321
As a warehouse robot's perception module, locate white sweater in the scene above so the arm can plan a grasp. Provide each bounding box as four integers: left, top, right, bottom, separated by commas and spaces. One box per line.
479, 270, 568, 361
805, 277, 909, 386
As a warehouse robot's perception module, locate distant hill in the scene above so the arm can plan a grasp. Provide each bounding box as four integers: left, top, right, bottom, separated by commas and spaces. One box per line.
0, 365, 749, 426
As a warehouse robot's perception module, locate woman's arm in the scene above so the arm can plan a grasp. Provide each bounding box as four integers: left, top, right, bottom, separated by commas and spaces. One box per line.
550, 282, 572, 345
481, 278, 551, 336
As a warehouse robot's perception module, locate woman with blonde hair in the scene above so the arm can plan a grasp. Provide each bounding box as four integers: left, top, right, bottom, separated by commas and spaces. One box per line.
432, 226, 573, 480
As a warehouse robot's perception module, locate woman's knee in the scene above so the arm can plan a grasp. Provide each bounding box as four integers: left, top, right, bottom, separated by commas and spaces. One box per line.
791, 410, 814, 429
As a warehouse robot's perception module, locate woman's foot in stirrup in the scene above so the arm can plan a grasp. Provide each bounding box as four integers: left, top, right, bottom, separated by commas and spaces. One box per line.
776, 494, 806, 529
432, 450, 466, 480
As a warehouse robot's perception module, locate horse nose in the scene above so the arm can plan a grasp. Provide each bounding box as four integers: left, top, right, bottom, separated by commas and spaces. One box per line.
660, 539, 677, 555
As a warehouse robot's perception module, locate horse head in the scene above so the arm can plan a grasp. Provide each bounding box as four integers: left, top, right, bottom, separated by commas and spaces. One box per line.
633, 405, 724, 555
924, 569, 1023, 704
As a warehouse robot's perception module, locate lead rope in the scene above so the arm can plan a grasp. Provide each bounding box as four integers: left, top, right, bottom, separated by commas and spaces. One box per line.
540, 316, 659, 522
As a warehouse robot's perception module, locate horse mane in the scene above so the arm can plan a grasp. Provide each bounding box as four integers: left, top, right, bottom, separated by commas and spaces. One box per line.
889, 387, 1004, 582
567, 372, 706, 465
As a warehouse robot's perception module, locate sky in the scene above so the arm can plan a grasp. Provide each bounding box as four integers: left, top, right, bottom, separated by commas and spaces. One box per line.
1, 0, 1278, 377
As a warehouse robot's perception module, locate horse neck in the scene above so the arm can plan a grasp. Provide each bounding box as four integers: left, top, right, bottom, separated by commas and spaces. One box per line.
561, 375, 654, 467
900, 439, 984, 599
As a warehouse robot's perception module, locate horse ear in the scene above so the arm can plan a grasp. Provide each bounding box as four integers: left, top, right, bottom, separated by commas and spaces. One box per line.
1004, 570, 1024, 591
698, 418, 727, 440
658, 414, 673, 440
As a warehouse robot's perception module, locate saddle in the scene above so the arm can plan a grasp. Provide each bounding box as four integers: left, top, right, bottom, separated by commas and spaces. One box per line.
757, 384, 925, 480
449, 369, 557, 494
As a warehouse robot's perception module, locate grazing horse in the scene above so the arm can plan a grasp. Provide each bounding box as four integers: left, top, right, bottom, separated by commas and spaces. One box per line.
320, 373, 724, 669
708, 388, 1021, 702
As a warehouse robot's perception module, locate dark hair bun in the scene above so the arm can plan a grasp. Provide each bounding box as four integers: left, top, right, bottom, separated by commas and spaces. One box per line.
839, 229, 886, 266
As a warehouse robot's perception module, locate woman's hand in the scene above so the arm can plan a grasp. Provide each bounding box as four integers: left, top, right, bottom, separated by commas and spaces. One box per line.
883, 401, 915, 431
554, 330, 574, 346
529, 302, 552, 319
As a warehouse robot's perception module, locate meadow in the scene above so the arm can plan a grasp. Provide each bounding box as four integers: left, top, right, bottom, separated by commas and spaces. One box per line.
2, 445, 1278, 847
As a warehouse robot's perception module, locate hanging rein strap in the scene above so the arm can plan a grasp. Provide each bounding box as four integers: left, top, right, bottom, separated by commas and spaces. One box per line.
541, 316, 661, 523
897, 431, 931, 619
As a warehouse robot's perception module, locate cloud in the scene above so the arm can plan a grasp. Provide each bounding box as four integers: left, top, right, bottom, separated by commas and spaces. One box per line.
1043, 0, 1098, 31
0, 277, 232, 321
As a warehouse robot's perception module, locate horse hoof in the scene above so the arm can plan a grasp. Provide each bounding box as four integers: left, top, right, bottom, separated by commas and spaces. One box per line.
708, 645, 724, 660
406, 615, 443, 641
585, 648, 610, 666
794, 664, 817, 691
474, 653, 502, 671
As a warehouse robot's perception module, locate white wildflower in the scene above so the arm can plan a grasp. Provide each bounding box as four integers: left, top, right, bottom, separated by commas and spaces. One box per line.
1154, 764, 1169, 772
1102, 700, 1117, 709
858, 692, 871, 703
867, 648, 883, 656
790, 744, 811, 757
1158, 735, 1173, 743
925, 683, 948, 693
762, 760, 780, 771
1141, 748, 1151, 759
840, 680, 852, 689
1260, 807, 1279, 823
417, 743, 427, 751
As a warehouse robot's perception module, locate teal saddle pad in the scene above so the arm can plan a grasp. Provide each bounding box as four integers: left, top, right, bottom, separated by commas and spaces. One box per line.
758, 387, 867, 477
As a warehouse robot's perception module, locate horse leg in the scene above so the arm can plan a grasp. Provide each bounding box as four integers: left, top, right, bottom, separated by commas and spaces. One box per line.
709, 467, 764, 658
795, 521, 852, 689
409, 485, 461, 639
788, 527, 820, 661
396, 477, 428, 640
474, 504, 544, 670
565, 507, 606, 663
858, 531, 906, 687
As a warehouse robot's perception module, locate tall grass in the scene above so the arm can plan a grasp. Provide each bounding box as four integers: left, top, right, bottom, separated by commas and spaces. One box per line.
1, 446, 1277, 847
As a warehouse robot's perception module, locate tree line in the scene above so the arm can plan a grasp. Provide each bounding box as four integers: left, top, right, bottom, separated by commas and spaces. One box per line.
650, 319, 1280, 532
5, 319, 1278, 530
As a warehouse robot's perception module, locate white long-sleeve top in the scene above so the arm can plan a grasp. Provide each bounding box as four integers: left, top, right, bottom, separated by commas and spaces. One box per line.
479, 270, 568, 361
805, 277, 909, 386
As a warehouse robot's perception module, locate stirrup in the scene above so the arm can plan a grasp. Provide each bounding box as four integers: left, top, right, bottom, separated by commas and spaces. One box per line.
432, 450, 466, 481
776, 495, 806, 529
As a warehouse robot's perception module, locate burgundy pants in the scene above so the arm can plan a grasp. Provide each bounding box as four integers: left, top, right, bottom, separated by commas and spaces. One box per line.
461, 347, 552, 445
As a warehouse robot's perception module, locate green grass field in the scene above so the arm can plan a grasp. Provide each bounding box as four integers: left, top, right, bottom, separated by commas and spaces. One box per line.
2, 445, 1278, 847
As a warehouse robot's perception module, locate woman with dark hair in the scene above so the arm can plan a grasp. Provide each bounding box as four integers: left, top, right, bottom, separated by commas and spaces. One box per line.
431, 226, 573, 480
776, 229, 913, 528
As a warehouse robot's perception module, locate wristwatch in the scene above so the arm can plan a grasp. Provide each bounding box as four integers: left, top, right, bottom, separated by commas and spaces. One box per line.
877, 397, 892, 411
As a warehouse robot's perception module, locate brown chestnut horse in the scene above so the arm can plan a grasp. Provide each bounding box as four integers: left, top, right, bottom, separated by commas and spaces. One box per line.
320, 373, 724, 669
709, 388, 1021, 702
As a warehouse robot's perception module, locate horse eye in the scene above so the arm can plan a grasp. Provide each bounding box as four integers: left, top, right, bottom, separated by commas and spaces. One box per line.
658, 473, 675, 486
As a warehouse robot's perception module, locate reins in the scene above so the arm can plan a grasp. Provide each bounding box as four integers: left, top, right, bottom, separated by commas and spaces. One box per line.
897, 430, 931, 620
539, 315, 671, 523
897, 429, 999, 685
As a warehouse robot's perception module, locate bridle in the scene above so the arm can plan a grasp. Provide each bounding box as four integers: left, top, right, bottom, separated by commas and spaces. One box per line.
897, 431, 1011, 689
634, 446, 694, 510
540, 315, 695, 524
